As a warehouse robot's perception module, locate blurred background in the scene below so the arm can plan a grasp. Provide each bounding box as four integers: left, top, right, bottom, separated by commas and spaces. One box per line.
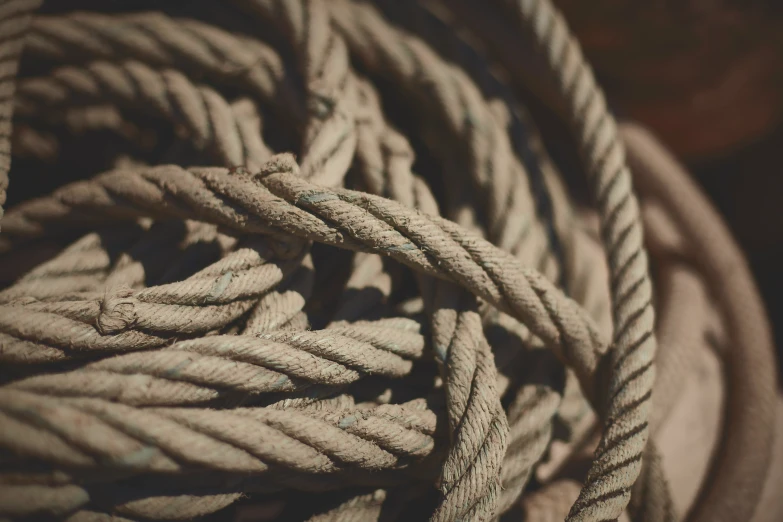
554, 0, 783, 378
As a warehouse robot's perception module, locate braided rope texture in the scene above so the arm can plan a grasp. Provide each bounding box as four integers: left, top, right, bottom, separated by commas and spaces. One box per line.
0, 0, 751, 520
499, 1, 657, 520
0, 0, 42, 225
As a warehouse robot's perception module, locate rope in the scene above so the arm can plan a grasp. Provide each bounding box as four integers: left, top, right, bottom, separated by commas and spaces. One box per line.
16, 60, 272, 169
0, 0, 771, 520
7, 318, 425, 405
621, 123, 778, 522
26, 12, 304, 123
233, 0, 357, 187
0, 158, 609, 378
0, 0, 42, 227
0, 235, 307, 362
0, 388, 439, 476
489, 2, 656, 520
331, 1, 557, 277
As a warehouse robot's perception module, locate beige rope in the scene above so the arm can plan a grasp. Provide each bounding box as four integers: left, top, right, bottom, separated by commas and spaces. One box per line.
6, 317, 425, 405
16, 60, 272, 169
0, 236, 306, 363
621, 123, 778, 522
26, 12, 304, 123
0, 0, 42, 226
492, 2, 657, 520
331, 1, 556, 279
0, 158, 609, 376
0, 0, 771, 520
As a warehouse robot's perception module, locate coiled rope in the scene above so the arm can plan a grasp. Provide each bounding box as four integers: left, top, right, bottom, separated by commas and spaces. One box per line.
0, 0, 42, 226
0, 0, 776, 521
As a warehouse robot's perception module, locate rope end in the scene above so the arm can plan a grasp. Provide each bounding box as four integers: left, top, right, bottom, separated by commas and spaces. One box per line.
96, 285, 138, 335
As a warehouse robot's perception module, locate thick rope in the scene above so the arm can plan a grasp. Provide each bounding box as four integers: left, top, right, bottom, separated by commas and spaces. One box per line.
331, 1, 556, 278
0, 157, 608, 380
0, 0, 42, 226
16, 60, 271, 169
622, 123, 777, 522
26, 12, 304, 123
370, 8, 611, 516
330, 59, 511, 520
0, 222, 146, 301
0, 389, 439, 476
492, 1, 657, 520
232, 0, 357, 187
428, 284, 508, 521
0, 389, 441, 517
0, 236, 307, 364
7, 318, 425, 406
0, 0, 767, 520
367, 7, 629, 518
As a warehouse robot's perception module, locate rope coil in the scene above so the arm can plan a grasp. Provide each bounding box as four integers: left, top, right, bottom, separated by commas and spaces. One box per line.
0, 0, 776, 521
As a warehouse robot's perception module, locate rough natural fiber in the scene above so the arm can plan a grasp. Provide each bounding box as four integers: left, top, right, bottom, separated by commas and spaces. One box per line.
0, 1, 777, 521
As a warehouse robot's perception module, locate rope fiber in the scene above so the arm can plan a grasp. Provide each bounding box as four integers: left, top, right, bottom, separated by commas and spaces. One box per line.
0, 0, 777, 521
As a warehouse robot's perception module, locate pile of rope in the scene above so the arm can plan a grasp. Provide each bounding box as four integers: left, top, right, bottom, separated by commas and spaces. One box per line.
0, 0, 778, 521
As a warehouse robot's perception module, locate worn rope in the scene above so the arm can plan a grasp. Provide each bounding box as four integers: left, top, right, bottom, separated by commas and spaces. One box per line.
0, 0, 763, 520
0, 158, 609, 378
328, 52, 510, 519
331, 1, 556, 279
372, 8, 610, 517
622, 123, 778, 522
0, 0, 42, 226
7, 317, 425, 406
26, 12, 304, 123
15, 60, 272, 169
490, 2, 657, 520
0, 389, 441, 518
0, 235, 307, 363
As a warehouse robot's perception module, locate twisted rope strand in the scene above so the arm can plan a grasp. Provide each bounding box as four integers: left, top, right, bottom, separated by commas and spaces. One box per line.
427, 285, 508, 521
0, 0, 42, 226
27, 12, 304, 124
16, 60, 271, 169
343, 66, 511, 520
622, 123, 777, 522
0, 1, 753, 520
0, 223, 145, 302
0, 388, 440, 481
0, 236, 307, 364
0, 396, 442, 518
233, 0, 357, 187
6, 318, 425, 406
330, 1, 556, 280
381, 8, 608, 514
497, 1, 657, 520
1, 158, 608, 381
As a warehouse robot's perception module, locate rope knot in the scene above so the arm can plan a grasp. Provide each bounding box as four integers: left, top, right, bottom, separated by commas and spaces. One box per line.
96, 286, 138, 335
